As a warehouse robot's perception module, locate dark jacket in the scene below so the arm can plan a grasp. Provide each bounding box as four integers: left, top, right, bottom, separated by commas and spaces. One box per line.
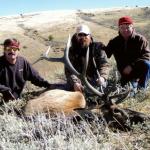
0, 56, 51, 99
65, 34, 110, 89
106, 32, 150, 73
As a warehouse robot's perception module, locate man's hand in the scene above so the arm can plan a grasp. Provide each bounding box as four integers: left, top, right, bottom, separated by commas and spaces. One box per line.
48, 84, 55, 89
73, 82, 84, 92
122, 65, 132, 75
96, 76, 106, 86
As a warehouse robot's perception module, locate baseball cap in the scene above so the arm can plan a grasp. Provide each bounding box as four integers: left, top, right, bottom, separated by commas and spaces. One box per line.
3, 38, 20, 49
118, 16, 133, 26
76, 24, 91, 35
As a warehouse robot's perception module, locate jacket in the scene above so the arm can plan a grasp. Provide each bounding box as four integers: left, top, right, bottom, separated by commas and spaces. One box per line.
0, 56, 51, 99
65, 35, 110, 89
106, 32, 150, 73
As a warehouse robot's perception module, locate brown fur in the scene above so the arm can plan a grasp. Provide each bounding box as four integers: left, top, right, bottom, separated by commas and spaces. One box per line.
24, 89, 86, 116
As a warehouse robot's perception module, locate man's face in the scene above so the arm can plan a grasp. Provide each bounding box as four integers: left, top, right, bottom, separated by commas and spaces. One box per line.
119, 24, 134, 39
77, 33, 91, 48
4, 47, 19, 62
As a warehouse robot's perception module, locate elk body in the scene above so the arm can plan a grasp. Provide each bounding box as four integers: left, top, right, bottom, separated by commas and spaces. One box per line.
23, 87, 149, 131
24, 89, 86, 116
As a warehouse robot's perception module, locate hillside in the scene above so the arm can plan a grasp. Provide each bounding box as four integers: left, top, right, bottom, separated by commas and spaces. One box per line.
0, 7, 150, 84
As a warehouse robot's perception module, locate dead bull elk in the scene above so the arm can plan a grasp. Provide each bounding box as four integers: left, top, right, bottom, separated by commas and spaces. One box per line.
23, 35, 149, 130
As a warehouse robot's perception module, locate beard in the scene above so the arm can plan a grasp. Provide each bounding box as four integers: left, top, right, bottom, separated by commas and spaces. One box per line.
75, 36, 91, 56
78, 39, 90, 49
78, 43, 89, 57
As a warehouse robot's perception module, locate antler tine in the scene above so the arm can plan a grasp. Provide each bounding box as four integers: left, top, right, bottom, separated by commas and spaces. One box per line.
81, 47, 104, 97
64, 34, 80, 76
109, 85, 130, 104
32, 45, 51, 65
42, 45, 52, 58
64, 34, 104, 97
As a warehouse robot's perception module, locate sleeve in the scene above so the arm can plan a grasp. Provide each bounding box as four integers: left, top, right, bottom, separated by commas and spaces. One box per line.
105, 40, 114, 58
25, 60, 51, 88
132, 36, 150, 66
139, 36, 150, 61
0, 65, 12, 94
0, 84, 11, 93
94, 42, 110, 80
0, 80, 14, 101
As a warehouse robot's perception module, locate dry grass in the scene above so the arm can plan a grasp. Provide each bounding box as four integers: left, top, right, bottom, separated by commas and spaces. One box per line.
0, 96, 149, 150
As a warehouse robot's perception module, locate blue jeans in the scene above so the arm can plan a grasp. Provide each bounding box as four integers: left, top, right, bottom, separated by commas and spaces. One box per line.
120, 60, 150, 89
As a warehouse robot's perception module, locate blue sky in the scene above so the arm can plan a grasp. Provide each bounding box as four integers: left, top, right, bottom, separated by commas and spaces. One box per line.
0, 0, 150, 16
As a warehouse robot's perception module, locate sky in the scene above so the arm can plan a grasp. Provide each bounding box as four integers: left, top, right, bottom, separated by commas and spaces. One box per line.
0, 0, 150, 16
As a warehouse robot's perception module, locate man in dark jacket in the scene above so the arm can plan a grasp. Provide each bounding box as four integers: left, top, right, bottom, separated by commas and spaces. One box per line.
0, 38, 52, 101
105, 16, 150, 89
65, 24, 110, 92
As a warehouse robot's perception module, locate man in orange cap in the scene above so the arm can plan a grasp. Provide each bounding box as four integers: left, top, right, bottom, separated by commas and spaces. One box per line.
105, 16, 150, 92
0, 38, 52, 101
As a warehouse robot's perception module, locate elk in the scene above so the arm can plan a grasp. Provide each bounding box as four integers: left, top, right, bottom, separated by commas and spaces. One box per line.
23, 35, 149, 130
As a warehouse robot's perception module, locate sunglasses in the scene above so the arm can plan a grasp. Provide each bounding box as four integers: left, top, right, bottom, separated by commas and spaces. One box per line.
78, 33, 89, 37
119, 24, 133, 30
4, 47, 19, 52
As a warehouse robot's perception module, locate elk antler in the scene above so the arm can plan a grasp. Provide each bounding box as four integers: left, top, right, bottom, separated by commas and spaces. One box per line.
42, 45, 52, 58
32, 45, 52, 65
64, 34, 104, 97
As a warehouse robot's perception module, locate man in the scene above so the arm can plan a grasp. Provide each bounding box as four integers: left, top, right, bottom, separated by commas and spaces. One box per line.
105, 16, 150, 89
65, 24, 110, 92
0, 38, 52, 101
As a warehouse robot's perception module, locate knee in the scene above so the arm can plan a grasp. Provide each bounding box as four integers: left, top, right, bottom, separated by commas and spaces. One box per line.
136, 60, 150, 71
143, 60, 150, 70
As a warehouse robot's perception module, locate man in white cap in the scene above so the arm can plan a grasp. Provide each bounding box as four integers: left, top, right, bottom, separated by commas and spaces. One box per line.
65, 24, 110, 92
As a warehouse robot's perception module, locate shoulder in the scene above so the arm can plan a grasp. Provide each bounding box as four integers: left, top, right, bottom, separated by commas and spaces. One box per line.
106, 35, 122, 49
17, 56, 29, 63
71, 33, 78, 47
0, 55, 4, 61
132, 32, 148, 42
0, 56, 5, 67
91, 42, 107, 58
109, 35, 121, 43
91, 41, 106, 50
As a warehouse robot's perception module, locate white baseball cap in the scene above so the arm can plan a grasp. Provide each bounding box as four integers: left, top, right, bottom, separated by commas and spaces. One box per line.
76, 24, 91, 35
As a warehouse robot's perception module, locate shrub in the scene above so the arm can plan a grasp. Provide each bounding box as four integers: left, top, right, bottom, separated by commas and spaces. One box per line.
48, 35, 54, 41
